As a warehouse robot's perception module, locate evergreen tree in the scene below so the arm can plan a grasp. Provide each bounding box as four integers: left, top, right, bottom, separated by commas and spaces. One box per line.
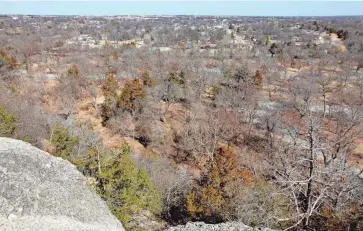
102, 71, 119, 100
67, 64, 80, 78
266, 35, 271, 46
142, 71, 156, 87
98, 145, 162, 230
100, 71, 119, 126
169, 71, 185, 85
0, 104, 17, 137
187, 147, 240, 222
101, 98, 114, 127
50, 123, 79, 160
117, 79, 146, 111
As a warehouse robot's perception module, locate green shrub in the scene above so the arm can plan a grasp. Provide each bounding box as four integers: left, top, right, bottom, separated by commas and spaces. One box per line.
0, 104, 17, 137
266, 35, 271, 46
98, 145, 162, 230
169, 71, 185, 85
50, 123, 79, 159
7, 84, 20, 94
67, 64, 80, 78
102, 71, 119, 100
142, 71, 156, 87
101, 98, 114, 126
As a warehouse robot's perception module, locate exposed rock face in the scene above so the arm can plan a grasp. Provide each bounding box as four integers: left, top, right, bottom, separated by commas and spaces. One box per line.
165, 222, 276, 231
0, 137, 124, 231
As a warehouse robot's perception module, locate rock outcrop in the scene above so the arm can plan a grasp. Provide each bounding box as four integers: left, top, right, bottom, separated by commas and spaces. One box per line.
0, 137, 124, 231
165, 222, 276, 231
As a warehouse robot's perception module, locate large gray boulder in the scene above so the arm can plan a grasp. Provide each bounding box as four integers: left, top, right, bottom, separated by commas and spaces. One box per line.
0, 137, 124, 231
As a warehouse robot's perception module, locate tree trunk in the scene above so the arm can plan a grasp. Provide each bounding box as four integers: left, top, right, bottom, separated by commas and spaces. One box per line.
303, 123, 315, 229
323, 93, 326, 118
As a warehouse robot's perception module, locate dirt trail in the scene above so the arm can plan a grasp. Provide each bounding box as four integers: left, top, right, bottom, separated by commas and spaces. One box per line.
42, 77, 148, 156
77, 98, 146, 156
353, 139, 363, 168
330, 33, 343, 47
320, 32, 346, 51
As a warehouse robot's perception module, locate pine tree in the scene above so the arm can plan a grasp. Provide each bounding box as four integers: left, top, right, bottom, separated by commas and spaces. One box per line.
169, 71, 185, 85
117, 79, 146, 111
186, 147, 240, 222
178, 71, 185, 85
0, 104, 17, 137
102, 71, 119, 100
50, 123, 79, 160
142, 71, 156, 87
67, 64, 80, 78
98, 145, 162, 230
101, 98, 113, 126
266, 35, 271, 46
100, 70, 119, 126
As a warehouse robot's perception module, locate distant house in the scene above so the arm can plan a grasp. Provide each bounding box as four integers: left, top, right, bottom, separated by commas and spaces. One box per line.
214, 25, 224, 30
77, 34, 95, 45
150, 47, 172, 52
42, 74, 58, 79
292, 36, 303, 46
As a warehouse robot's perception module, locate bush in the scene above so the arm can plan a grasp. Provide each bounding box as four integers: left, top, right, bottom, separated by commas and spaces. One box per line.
101, 98, 114, 126
169, 71, 185, 85
98, 145, 162, 230
0, 104, 17, 137
233, 64, 252, 83
142, 71, 156, 87
50, 123, 79, 159
231, 180, 293, 229
102, 71, 119, 100
135, 154, 191, 223
117, 79, 146, 111
186, 147, 241, 222
255, 70, 263, 90
67, 64, 80, 78
0, 50, 17, 70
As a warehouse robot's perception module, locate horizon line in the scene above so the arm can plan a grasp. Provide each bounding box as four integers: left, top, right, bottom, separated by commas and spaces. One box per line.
2, 14, 363, 17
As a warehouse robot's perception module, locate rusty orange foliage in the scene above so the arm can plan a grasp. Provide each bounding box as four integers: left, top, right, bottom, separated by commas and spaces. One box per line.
101, 71, 119, 99
255, 70, 263, 90
241, 168, 254, 186
186, 147, 247, 221
320, 204, 363, 231
0, 50, 17, 69
117, 79, 146, 110
67, 64, 80, 78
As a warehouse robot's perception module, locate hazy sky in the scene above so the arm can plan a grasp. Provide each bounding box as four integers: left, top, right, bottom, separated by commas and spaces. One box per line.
0, 1, 362, 17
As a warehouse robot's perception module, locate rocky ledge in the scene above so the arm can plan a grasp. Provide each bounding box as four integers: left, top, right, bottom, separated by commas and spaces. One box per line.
0, 137, 124, 231
165, 222, 276, 231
